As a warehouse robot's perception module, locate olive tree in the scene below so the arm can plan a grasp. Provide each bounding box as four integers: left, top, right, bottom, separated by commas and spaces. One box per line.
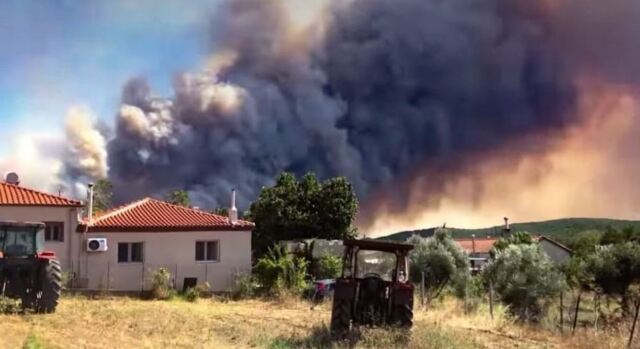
408, 229, 470, 302
482, 244, 565, 322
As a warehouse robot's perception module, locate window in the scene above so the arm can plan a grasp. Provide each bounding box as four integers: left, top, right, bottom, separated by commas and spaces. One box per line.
195, 241, 219, 262
117, 242, 144, 263
44, 222, 64, 242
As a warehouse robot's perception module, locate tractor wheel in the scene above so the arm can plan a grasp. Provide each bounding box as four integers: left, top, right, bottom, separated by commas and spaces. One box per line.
35, 259, 62, 313
330, 300, 351, 337
393, 304, 413, 328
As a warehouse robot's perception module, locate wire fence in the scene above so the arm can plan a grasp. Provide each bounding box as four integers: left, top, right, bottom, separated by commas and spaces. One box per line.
57, 259, 246, 293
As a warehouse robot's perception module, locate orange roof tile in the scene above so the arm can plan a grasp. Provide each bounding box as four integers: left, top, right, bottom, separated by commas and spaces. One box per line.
78, 198, 254, 233
455, 237, 498, 254
0, 182, 82, 207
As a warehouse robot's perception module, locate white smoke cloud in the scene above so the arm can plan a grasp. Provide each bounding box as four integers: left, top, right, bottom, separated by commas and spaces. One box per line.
64, 106, 109, 180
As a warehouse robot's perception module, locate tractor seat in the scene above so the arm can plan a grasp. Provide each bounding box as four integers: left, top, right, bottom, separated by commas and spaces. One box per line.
359, 275, 387, 299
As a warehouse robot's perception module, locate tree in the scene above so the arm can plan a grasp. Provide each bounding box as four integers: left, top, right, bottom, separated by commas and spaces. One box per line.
165, 189, 190, 207
482, 244, 565, 322
315, 255, 343, 280
247, 172, 358, 256
92, 179, 113, 214
253, 245, 309, 296
408, 229, 470, 302
492, 231, 534, 252
600, 226, 626, 246
587, 242, 640, 314
212, 207, 229, 216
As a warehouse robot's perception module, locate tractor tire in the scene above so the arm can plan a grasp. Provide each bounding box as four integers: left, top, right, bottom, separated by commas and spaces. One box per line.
393, 304, 413, 328
36, 259, 62, 314
330, 300, 351, 337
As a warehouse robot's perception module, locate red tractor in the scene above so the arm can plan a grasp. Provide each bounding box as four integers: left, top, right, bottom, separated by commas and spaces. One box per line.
330, 239, 414, 335
0, 221, 62, 313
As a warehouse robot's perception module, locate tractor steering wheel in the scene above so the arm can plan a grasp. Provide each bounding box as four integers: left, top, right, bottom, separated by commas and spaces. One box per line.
363, 272, 382, 279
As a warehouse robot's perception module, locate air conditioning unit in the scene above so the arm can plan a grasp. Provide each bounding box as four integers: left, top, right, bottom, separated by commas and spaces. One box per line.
87, 238, 108, 252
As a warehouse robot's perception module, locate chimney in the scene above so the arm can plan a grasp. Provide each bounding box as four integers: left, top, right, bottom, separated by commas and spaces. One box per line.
503, 217, 511, 236
87, 183, 94, 224
229, 189, 238, 224
471, 234, 476, 255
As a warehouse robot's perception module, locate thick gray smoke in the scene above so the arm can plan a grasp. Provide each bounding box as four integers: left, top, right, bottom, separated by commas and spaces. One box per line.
91, 0, 637, 221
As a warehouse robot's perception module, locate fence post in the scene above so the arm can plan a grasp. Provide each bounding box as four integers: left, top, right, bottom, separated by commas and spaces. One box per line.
174, 264, 179, 290
572, 290, 582, 335
560, 291, 564, 334
420, 271, 425, 307
106, 262, 111, 291
489, 280, 494, 320
629, 301, 640, 348
205, 263, 209, 286
594, 292, 599, 334
141, 263, 145, 295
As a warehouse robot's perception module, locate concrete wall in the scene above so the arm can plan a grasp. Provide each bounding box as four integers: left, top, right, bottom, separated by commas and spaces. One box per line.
80, 230, 251, 292
0, 205, 81, 270
539, 239, 571, 263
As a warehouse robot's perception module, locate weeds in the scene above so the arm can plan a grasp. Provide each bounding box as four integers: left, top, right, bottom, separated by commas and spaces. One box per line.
151, 267, 175, 300
22, 334, 47, 349
0, 295, 21, 314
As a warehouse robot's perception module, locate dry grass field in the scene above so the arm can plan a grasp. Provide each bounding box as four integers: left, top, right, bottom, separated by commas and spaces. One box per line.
0, 296, 629, 349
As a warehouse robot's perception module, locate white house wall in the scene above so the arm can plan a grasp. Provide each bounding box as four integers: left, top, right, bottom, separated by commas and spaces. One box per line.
0, 206, 81, 270
80, 230, 251, 292
539, 239, 571, 263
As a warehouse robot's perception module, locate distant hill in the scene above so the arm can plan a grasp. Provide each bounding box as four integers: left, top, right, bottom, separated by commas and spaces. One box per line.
377, 218, 640, 242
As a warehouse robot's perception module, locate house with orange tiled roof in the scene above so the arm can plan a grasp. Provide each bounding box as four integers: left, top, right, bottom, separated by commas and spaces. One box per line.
0, 173, 83, 270
74, 191, 253, 292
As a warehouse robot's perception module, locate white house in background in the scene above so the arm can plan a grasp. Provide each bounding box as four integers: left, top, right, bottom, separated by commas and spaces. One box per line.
537, 236, 572, 263
75, 195, 254, 292
0, 176, 84, 270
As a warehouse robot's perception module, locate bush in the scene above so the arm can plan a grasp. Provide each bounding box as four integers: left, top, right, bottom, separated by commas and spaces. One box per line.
254, 245, 309, 296
151, 268, 175, 300
482, 244, 565, 322
230, 272, 259, 300
0, 296, 21, 314
586, 242, 640, 314
184, 282, 211, 302
315, 255, 342, 280
408, 229, 470, 302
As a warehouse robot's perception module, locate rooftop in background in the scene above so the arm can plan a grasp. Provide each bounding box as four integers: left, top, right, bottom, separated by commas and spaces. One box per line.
78, 197, 254, 233
454, 237, 499, 254
0, 181, 82, 207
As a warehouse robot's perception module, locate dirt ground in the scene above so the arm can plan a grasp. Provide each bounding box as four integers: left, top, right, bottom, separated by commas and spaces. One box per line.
0, 296, 629, 349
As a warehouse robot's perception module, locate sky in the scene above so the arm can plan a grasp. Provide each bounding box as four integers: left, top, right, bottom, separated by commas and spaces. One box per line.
0, 0, 217, 153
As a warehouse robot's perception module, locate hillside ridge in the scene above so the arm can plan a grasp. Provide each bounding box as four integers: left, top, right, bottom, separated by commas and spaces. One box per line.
376, 217, 640, 242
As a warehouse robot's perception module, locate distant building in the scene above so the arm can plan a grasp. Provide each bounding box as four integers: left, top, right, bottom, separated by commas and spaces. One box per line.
454, 236, 497, 273
536, 236, 572, 263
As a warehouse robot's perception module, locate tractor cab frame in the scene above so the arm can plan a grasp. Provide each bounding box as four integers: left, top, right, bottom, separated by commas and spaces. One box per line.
330, 239, 414, 335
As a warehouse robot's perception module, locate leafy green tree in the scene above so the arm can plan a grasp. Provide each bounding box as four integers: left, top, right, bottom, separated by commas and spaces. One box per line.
600, 226, 626, 246
253, 245, 309, 296
92, 179, 113, 214
408, 229, 470, 302
247, 172, 358, 256
212, 207, 229, 216
587, 242, 640, 314
492, 231, 534, 252
165, 189, 190, 207
482, 244, 565, 322
315, 255, 343, 280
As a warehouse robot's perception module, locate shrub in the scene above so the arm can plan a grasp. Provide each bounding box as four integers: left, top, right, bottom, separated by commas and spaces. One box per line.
315, 255, 342, 280
254, 245, 309, 296
408, 229, 470, 302
184, 282, 211, 302
0, 296, 21, 314
482, 244, 565, 322
230, 272, 259, 300
586, 242, 640, 314
151, 267, 175, 300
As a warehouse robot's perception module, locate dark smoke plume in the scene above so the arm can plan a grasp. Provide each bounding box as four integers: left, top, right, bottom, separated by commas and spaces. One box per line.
82, 0, 637, 224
